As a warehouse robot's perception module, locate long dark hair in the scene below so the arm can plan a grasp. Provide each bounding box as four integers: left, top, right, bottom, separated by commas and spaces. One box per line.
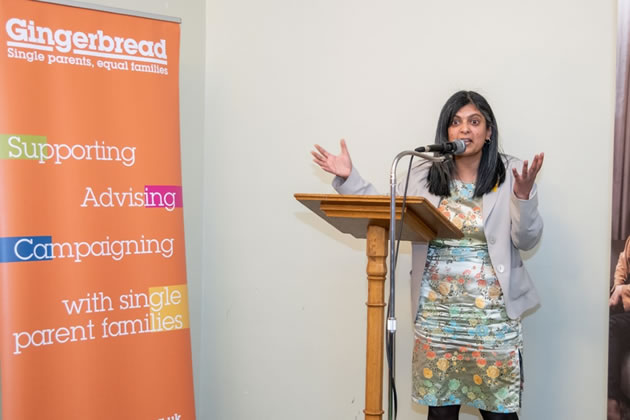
427, 90, 506, 198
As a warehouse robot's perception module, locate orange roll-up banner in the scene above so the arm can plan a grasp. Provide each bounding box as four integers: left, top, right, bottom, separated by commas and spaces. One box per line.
0, 1, 195, 419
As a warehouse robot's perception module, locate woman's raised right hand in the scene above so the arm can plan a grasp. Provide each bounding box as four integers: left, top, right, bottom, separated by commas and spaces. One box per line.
311, 139, 353, 179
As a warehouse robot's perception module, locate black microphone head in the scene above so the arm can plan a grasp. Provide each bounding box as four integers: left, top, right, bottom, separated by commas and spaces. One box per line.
450, 139, 466, 155
414, 141, 467, 154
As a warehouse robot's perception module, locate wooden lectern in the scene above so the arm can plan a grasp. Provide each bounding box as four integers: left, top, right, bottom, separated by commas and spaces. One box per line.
294, 194, 462, 420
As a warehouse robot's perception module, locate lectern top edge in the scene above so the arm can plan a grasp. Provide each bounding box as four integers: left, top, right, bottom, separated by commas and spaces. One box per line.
294, 193, 425, 204
294, 193, 463, 241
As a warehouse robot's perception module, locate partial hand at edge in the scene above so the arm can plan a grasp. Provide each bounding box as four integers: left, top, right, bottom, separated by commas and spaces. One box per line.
611, 285, 623, 308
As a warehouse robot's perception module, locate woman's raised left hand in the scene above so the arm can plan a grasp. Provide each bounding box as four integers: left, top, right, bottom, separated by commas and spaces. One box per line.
513, 153, 544, 200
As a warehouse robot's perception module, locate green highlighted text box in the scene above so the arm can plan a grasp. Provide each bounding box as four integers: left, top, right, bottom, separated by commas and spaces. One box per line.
0, 134, 47, 160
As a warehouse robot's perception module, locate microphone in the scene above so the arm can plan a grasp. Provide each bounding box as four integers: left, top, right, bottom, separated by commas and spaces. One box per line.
414, 139, 466, 155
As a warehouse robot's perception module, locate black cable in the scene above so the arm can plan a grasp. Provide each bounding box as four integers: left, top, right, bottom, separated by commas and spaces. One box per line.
386, 330, 398, 416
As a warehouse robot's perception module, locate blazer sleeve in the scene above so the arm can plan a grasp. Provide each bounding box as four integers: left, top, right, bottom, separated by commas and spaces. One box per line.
333, 161, 432, 197
332, 167, 380, 195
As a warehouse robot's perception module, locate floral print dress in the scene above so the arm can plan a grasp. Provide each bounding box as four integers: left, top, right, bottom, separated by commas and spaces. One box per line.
412, 180, 522, 414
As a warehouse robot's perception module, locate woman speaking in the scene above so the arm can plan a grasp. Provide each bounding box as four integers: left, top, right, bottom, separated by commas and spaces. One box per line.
311, 91, 544, 420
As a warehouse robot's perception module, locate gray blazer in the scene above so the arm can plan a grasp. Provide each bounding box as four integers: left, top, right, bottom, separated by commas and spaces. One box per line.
332, 155, 543, 320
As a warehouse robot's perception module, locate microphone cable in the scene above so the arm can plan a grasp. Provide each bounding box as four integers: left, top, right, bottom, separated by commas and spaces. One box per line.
386, 154, 415, 420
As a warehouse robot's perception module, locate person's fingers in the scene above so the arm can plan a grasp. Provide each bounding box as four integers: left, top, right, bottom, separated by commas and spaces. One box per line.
611, 294, 619, 306
521, 160, 529, 178
312, 154, 328, 166
533, 153, 545, 172
340, 138, 348, 156
312, 160, 326, 171
311, 155, 325, 165
528, 157, 540, 177
313, 159, 332, 173
526, 155, 542, 180
512, 167, 520, 181
314, 144, 330, 157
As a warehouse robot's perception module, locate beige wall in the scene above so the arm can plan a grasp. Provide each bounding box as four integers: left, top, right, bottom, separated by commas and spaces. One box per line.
0, 0, 614, 419
202, 0, 615, 419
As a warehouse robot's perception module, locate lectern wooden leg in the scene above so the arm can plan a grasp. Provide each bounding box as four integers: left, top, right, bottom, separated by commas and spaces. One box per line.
364, 224, 387, 420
